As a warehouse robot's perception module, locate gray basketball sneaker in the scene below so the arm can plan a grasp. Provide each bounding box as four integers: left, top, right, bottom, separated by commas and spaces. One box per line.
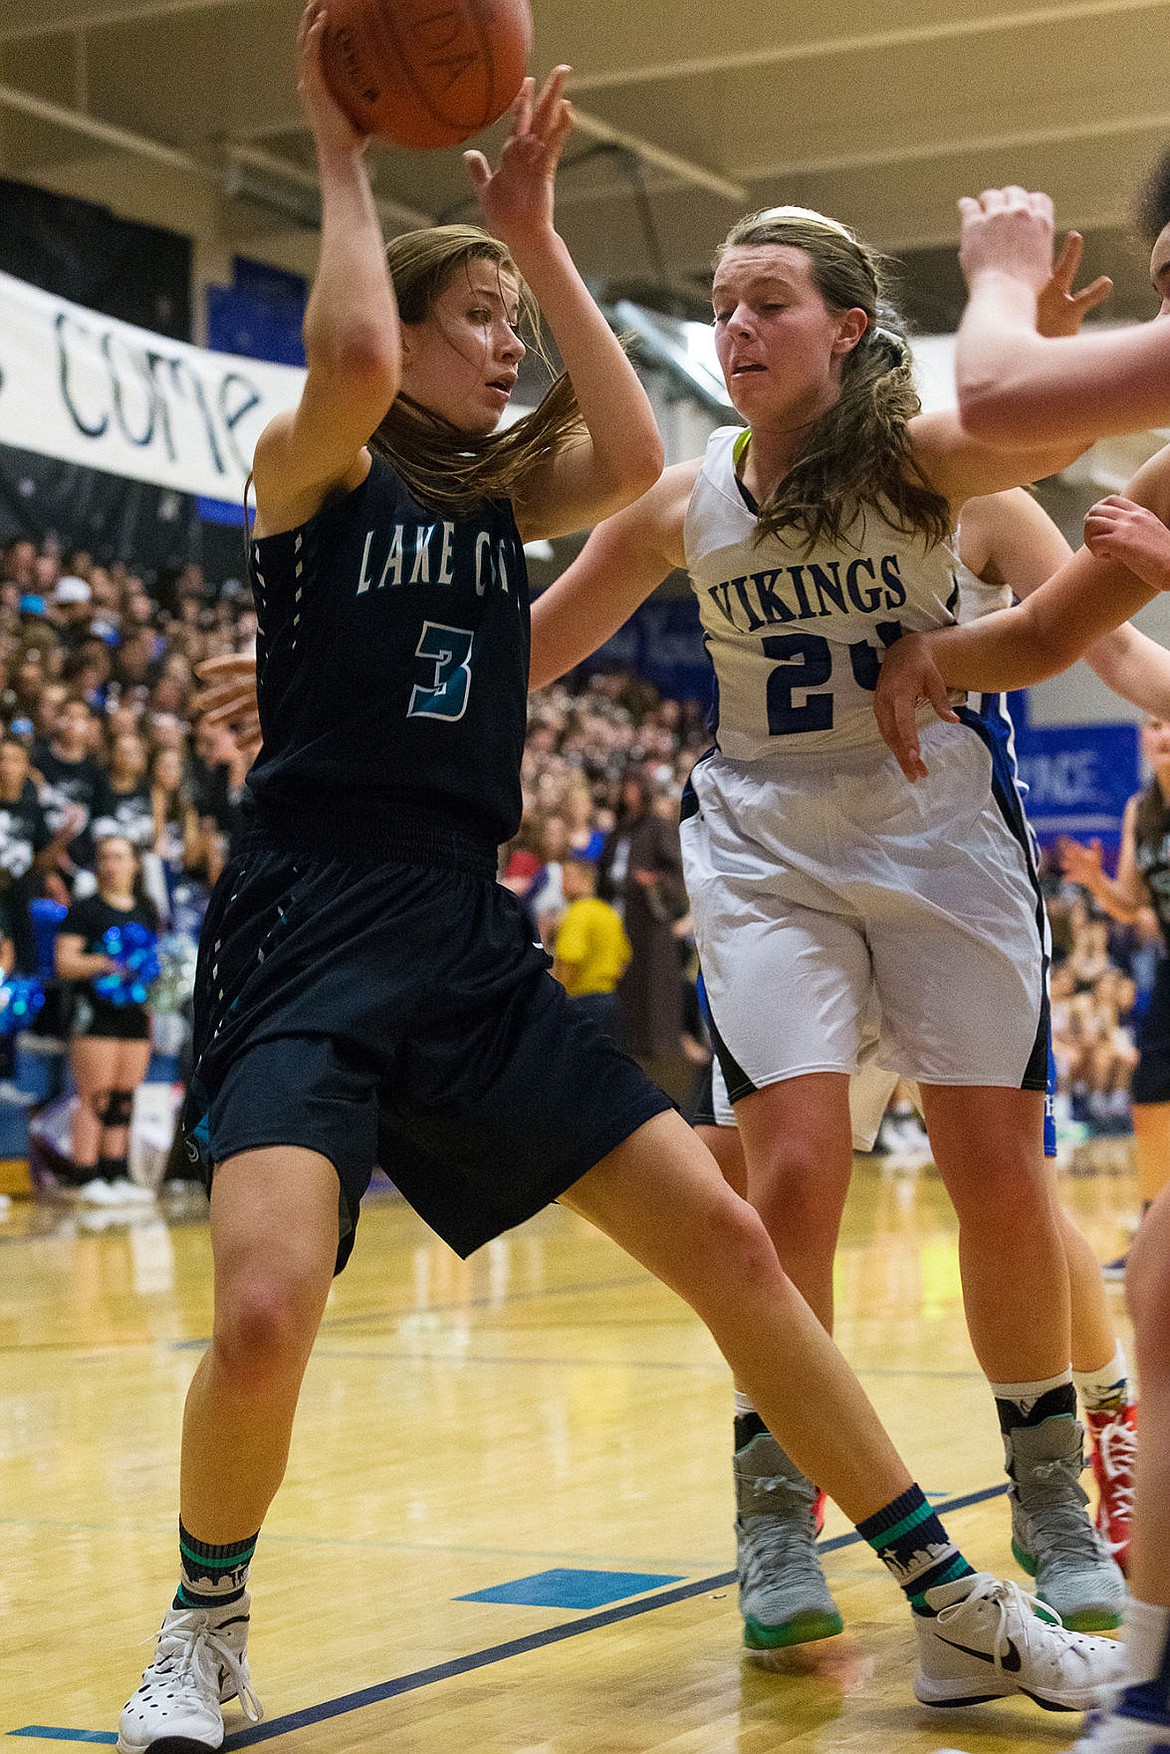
1007, 1418, 1127, 1631
734, 1431, 843, 1649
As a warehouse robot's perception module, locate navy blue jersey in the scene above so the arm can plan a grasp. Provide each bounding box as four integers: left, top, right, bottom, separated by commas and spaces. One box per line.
1135, 813, 1170, 952
245, 454, 530, 859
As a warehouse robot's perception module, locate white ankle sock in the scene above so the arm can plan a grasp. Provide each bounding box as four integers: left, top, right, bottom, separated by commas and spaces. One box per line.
1073, 1343, 1130, 1412
990, 1368, 1073, 1406
734, 1389, 756, 1418
1124, 1597, 1170, 1685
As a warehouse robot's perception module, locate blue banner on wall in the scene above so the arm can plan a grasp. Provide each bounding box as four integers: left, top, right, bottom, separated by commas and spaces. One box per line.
198, 256, 308, 528
1011, 717, 1139, 857
582, 592, 714, 708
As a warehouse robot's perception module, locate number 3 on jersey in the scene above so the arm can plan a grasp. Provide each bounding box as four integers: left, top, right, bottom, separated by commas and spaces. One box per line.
408, 621, 474, 722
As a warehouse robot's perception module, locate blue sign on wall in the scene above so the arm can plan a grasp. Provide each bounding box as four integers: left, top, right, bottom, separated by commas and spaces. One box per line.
1011, 717, 1139, 857
584, 593, 714, 708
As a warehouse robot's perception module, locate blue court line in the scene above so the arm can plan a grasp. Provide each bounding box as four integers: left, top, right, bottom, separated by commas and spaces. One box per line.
7, 1481, 1008, 1748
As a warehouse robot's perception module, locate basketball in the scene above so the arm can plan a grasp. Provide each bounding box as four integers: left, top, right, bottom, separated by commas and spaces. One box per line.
322, 0, 532, 150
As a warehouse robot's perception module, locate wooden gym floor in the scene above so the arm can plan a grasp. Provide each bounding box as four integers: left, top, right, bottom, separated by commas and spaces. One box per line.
0, 1141, 1137, 1754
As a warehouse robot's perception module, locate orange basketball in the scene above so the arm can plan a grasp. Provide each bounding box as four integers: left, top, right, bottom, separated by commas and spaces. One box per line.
322, 0, 532, 150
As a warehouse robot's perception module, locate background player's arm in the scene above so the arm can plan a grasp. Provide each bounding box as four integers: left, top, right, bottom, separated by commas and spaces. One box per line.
908, 409, 1086, 505
528, 461, 696, 690
875, 445, 1170, 778
475, 76, 662, 543
1060, 796, 1149, 924
970, 487, 1170, 715
251, 4, 400, 534
906, 228, 1110, 503
956, 186, 1170, 446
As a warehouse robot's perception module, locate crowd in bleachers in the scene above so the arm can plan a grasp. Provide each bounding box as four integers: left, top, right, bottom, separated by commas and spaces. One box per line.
0, 536, 254, 961
0, 530, 1159, 1165
1044, 853, 1161, 1138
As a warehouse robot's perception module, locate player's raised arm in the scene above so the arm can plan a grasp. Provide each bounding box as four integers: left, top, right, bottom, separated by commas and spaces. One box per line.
956, 185, 1170, 448
528, 461, 696, 690
875, 444, 1170, 779
466, 69, 663, 542
251, 2, 401, 532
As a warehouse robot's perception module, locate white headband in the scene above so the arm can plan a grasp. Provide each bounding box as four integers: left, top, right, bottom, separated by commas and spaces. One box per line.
752, 205, 858, 241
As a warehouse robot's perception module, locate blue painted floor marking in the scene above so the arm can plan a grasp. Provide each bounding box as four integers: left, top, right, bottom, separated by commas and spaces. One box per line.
457, 1567, 684, 1609
7, 1481, 1008, 1747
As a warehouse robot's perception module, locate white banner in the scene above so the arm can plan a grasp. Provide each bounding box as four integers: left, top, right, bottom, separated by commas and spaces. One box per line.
0, 269, 306, 503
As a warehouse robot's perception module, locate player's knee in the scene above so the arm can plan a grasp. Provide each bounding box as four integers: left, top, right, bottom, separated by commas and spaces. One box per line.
211, 1273, 319, 1389
701, 1191, 781, 1296
750, 1147, 837, 1238
1125, 1227, 1170, 1362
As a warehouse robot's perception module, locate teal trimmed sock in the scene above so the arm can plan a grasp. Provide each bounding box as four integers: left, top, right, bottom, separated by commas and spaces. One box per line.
857, 1486, 975, 1613
175, 1521, 259, 1610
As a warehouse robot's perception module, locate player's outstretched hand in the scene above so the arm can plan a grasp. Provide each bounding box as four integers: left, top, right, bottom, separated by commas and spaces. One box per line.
873, 633, 959, 782
1058, 835, 1105, 888
296, 0, 369, 158
464, 66, 573, 246
1084, 495, 1170, 591
1035, 231, 1112, 337
958, 186, 1056, 297
194, 652, 261, 752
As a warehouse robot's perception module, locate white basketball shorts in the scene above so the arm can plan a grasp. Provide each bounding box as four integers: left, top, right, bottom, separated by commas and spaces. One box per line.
682, 716, 1049, 1102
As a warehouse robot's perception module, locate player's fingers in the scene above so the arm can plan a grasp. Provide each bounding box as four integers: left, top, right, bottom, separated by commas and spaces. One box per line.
1071, 274, 1112, 316
925, 670, 960, 725
532, 64, 570, 132
195, 653, 255, 680
509, 75, 534, 137
957, 195, 983, 224
875, 681, 919, 779
462, 150, 491, 189
193, 689, 255, 723
1051, 230, 1083, 289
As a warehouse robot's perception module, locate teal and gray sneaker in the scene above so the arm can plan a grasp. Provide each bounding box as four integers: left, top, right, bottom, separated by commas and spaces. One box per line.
1007, 1417, 1127, 1632
735, 1431, 843, 1649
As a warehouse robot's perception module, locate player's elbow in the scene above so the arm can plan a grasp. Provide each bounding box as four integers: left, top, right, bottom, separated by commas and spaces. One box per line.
315, 324, 401, 402
956, 376, 1026, 448
595, 432, 666, 516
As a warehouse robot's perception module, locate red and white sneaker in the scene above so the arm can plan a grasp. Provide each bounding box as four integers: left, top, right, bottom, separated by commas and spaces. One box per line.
1087, 1404, 1137, 1573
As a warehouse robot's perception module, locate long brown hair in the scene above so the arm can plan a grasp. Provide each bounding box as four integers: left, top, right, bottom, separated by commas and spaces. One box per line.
716, 208, 951, 552
369, 225, 585, 518
1134, 777, 1170, 854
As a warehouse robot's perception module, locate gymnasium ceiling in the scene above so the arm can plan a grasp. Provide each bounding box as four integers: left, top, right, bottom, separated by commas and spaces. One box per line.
0, 0, 1168, 333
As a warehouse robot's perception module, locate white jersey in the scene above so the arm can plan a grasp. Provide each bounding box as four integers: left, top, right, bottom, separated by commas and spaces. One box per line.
683, 426, 961, 759
954, 545, 1012, 623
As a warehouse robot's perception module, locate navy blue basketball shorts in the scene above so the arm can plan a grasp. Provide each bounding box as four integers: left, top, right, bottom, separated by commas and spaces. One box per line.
1132, 957, 1170, 1107
185, 839, 672, 1271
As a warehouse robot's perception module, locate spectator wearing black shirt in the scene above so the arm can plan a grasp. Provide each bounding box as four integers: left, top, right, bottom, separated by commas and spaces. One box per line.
55, 834, 158, 1205
95, 732, 154, 852
0, 735, 79, 970
33, 696, 107, 879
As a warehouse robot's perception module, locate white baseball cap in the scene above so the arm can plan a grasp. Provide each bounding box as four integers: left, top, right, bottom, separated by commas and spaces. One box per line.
53, 575, 92, 605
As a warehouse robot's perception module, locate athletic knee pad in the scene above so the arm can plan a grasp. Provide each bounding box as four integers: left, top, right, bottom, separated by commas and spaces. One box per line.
100, 1089, 135, 1129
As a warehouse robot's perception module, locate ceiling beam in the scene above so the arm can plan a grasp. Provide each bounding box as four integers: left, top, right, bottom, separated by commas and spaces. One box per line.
569, 109, 744, 203
568, 0, 1170, 92
0, 0, 260, 42
0, 81, 435, 233
735, 104, 1170, 187
227, 142, 433, 230
0, 79, 218, 176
